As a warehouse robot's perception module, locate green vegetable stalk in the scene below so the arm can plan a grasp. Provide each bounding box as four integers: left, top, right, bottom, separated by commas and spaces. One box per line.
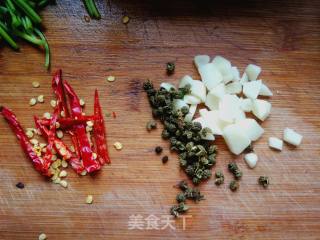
0, 0, 53, 69
83, 0, 101, 19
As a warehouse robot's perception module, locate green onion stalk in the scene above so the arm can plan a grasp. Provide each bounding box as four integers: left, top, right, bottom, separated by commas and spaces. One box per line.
0, 0, 54, 69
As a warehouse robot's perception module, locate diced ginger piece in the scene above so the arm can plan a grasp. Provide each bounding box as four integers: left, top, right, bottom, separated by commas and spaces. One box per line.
183, 95, 201, 105
194, 55, 210, 69
245, 64, 261, 81
244, 153, 258, 168
223, 123, 251, 155
237, 118, 264, 141
243, 80, 262, 99
252, 99, 272, 121
225, 81, 242, 94
198, 63, 223, 90
240, 98, 253, 112
283, 128, 303, 146
268, 137, 283, 150
259, 83, 273, 96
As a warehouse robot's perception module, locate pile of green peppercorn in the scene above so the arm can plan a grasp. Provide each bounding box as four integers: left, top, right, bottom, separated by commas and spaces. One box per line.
143, 80, 217, 186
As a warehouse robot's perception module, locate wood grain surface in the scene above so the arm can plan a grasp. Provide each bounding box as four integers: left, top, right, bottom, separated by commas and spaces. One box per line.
0, 0, 320, 239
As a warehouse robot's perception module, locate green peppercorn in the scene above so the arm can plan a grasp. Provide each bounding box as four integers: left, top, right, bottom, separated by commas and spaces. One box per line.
176, 192, 186, 203
258, 176, 269, 188
161, 129, 171, 139
178, 180, 189, 191
229, 180, 239, 191
146, 120, 157, 131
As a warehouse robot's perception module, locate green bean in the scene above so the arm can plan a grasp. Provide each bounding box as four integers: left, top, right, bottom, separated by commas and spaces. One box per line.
12, 0, 41, 24
0, 23, 19, 50
34, 28, 50, 69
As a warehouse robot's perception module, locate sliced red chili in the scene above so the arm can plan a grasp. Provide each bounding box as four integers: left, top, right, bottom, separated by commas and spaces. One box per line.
1, 106, 52, 176
63, 81, 100, 173
38, 115, 96, 129
93, 90, 111, 164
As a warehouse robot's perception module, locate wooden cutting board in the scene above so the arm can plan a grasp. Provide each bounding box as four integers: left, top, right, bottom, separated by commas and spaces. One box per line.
0, 0, 319, 239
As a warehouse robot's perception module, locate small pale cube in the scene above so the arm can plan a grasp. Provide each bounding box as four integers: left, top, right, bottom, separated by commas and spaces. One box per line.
245, 64, 261, 81
244, 153, 258, 168
283, 128, 303, 146
243, 80, 262, 99
223, 123, 251, 155
194, 55, 210, 69
268, 137, 283, 151
252, 99, 272, 121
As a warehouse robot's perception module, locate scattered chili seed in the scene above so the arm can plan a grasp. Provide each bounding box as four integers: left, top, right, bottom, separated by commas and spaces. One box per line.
43, 112, 51, 120
56, 130, 64, 139
59, 170, 67, 178
26, 130, 34, 139
37, 95, 44, 103
80, 170, 87, 176
84, 15, 90, 22
86, 195, 93, 204
69, 145, 75, 153
162, 155, 169, 164
122, 16, 130, 24
86, 121, 94, 127
112, 111, 117, 118
92, 152, 97, 160
155, 146, 163, 154
29, 98, 37, 106
107, 76, 115, 82
32, 81, 40, 88
80, 99, 85, 106
60, 111, 66, 117
61, 160, 68, 168
38, 233, 47, 240
30, 138, 39, 145
50, 100, 57, 108
16, 182, 25, 189
60, 180, 68, 188
114, 142, 123, 150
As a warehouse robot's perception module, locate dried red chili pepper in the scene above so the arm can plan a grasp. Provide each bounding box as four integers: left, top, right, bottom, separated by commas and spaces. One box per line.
52, 69, 69, 117
38, 115, 96, 129
0, 106, 52, 176
63, 81, 100, 173
93, 90, 111, 164
52, 70, 84, 173
34, 115, 85, 174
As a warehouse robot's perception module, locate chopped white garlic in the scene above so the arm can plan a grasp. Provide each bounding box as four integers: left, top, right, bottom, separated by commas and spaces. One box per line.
237, 118, 264, 141
268, 137, 283, 150
244, 152, 258, 168
194, 55, 210, 69
245, 64, 261, 81
283, 128, 303, 146
243, 80, 262, 99
252, 99, 271, 121
198, 63, 223, 90
223, 123, 251, 155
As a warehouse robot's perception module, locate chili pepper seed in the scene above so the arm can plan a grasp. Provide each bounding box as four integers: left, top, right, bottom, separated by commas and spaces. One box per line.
37, 95, 44, 103
92, 152, 97, 159
50, 100, 57, 108
32, 81, 40, 88
86, 121, 94, 127
80, 99, 85, 106
29, 98, 37, 106
69, 145, 75, 153
81, 170, 87, 176
107, 76, 115, 82
59, 170, 67, 178
30, 138, 39, 145
61, 160, 68, 168
60, 111, 66, 117
114, 142, 123, 150
60, 180, 68, 188
122, 16, 130, 24
43, 112, 51, 120
56, 130, 64, 139
38, 233, 47, 240
26, 130, 34, 138
86, 195, 93, 204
